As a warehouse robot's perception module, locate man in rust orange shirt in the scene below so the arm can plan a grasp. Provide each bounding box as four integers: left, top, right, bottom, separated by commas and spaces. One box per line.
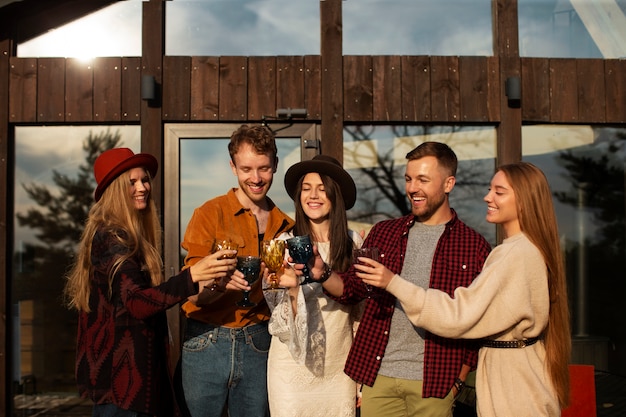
180, 124, 294, 417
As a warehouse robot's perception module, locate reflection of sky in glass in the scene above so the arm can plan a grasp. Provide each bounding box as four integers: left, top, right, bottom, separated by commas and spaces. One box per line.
15, 0, 623, 58
519, 0, 626, 58
15, 126, 141, 244
343, 0, 492, 55
17, 2, 143, 59
166, 0, 320, 55
180, 138, 300, 244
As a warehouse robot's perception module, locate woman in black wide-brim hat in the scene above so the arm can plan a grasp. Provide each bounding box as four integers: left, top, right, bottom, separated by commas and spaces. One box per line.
264, 155, 363, 417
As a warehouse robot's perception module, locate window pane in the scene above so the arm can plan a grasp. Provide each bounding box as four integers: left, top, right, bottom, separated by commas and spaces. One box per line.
13, 126, 140, 407
522, 125, 626, 375
343, 125, 496, 245
343, 0, 493, 56
166, 1, 320, 56
17, 2, 142, 59
519, 0, 626, 58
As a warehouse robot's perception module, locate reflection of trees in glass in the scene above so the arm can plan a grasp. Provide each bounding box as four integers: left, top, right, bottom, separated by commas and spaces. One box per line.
553, 130, 626, 374
344, 125, 409, 222
554, 135, 625, 253
13, 130, 121, 391
343, 125, 494, 242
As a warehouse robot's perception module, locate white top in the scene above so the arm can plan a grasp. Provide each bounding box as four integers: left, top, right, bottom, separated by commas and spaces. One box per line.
264, 230, 363, 417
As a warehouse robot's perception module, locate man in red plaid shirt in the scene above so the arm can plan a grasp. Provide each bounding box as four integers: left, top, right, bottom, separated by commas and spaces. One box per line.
307, 142, 491, 417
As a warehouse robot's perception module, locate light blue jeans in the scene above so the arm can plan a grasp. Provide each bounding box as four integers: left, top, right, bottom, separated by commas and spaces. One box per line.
181, 319, 270, 417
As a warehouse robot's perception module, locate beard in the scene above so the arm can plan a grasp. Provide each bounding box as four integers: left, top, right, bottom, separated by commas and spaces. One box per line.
411, 191, 447, 223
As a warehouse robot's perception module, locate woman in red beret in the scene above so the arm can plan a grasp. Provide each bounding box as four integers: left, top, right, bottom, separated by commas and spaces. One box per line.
65, 148, 236, 417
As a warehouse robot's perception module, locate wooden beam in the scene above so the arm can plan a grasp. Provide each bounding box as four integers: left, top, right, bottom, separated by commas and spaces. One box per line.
0, 34, 10, 417
493, 0, 521, 167
320, 0, 343, 161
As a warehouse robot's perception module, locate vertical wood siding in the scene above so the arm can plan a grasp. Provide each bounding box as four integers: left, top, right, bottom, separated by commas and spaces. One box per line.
7, 56, 626, 124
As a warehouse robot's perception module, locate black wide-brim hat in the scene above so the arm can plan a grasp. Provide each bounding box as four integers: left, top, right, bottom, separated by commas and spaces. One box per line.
94, 147, 158, 202
284, 154, 357, 209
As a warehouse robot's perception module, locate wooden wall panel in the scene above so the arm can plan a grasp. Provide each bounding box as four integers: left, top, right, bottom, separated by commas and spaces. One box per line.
94, 57, 122, 122
6, 55, 625, 126
577, 59, 606, 123
163, 56, 191, 120
521, 58, 550, 122
121, 57, 141, 122
605, 59, 626, 123
459, 56, 489, 122
304, 55, 321, 119
37, 58, 65, 122
430, 56, 460, 122
550, 59, 578, 123
277, 56, 305, 113
9, 57, 37, 122
190, 56, 219, 120
373, 55, 402, 122
486, 56, 500, 122
247, 57, 276, 121
219, 56, 248, 120
344, 55, 373, 122
401, 56, 431, 122
65, 58, 93, 122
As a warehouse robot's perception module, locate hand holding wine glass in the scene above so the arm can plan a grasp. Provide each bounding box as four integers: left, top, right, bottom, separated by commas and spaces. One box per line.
236, 256, 262, 307
286, 235, 315, 285
261, 239, 286, 290
353, 247, 380, 298
213, 239, 239, 258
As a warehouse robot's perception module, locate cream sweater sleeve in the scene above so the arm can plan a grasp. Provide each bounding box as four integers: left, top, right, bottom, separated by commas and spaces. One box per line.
386, 233, 550, 340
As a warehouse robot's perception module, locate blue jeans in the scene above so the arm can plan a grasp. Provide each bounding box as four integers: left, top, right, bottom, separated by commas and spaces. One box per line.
92, 404, 151, 417
181, 320, 270, 417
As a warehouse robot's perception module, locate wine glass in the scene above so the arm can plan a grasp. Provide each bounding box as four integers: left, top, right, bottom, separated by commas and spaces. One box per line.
261, 239, 286, 290
236, 256, 262, 307
353, 247, 380, 298
286, 235, 314, 285
212, 239, 238, 258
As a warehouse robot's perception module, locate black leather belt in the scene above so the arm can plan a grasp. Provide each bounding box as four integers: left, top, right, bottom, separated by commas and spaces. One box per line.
482, 337, 539, 348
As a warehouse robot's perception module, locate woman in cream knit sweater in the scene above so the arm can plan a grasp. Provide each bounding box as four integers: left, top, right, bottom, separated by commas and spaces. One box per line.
352, 162, 571, 417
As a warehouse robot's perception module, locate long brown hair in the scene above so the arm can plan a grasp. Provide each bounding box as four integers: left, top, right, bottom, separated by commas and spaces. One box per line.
293, 173, 354, 272
498, 162, 571, 408
64, 170, 163, 312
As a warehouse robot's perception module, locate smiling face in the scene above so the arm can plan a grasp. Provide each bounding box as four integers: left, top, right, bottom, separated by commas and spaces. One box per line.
230, 142, 276, 206
128, 167, 151, 211
484, 170, 521, 237
404, 156, 455, 225
299, 172, 331, 223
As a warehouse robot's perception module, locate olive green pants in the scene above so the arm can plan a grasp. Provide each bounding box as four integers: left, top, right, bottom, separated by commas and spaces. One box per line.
361, 374, 454, 417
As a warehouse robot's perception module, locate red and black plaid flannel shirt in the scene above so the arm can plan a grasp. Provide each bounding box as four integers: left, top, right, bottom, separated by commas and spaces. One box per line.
331, 209, 491, 398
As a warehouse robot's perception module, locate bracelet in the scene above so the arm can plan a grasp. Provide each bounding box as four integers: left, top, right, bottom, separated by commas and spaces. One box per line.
316, 263, 333, 284
454, 377, 465, 392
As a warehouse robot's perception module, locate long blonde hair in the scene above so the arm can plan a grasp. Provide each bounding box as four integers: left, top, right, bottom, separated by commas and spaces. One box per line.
65, 170, 163, 312
498, 162, 571, 408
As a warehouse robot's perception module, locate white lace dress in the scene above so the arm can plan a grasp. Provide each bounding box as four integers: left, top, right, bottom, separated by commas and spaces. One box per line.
265, 232, 363, 417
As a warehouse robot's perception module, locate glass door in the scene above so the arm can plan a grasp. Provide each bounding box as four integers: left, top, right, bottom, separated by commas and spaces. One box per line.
163, 122, 319, 291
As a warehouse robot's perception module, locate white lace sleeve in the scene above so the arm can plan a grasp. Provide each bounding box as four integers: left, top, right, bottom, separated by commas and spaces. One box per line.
267, 286, 309, 365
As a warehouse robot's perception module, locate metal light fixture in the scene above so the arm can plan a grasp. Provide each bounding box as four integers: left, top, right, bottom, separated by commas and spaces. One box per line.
505, 76, 521, 108
141, 75, 157, 101
275, 108, 308, 118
